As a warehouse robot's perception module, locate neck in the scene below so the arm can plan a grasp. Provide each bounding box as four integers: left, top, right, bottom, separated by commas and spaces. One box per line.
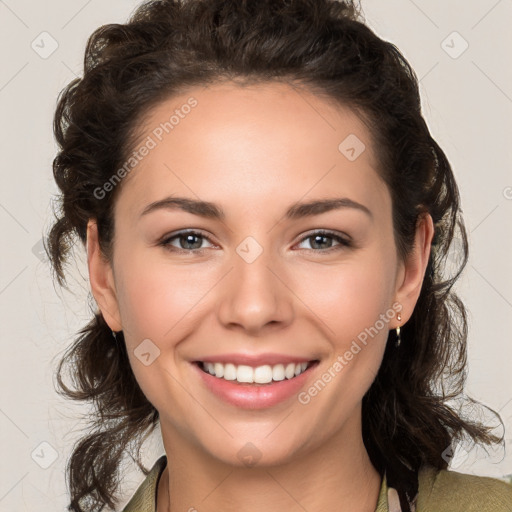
156, 412, 381, 512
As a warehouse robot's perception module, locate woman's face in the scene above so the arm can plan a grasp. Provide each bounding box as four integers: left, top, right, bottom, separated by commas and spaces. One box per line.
87, 81, 432, 466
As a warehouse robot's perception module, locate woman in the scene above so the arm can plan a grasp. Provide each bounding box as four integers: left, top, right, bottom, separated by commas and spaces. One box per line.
46, 0, 512, 511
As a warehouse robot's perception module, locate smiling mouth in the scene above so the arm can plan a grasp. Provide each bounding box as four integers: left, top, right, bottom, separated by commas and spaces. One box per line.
194, 360, 320, 385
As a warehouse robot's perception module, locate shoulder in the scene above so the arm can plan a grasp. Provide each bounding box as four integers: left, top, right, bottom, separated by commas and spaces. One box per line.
417, 465, 512, 512
122, 455, 167, 512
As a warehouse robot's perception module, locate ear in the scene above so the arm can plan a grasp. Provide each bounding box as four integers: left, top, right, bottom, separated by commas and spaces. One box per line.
86, 219, 122, 332
393, 212, 434, 327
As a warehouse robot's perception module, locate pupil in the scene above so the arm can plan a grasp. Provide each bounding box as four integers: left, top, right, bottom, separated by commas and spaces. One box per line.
182, 234, 201, 250
312, 235, 330, 250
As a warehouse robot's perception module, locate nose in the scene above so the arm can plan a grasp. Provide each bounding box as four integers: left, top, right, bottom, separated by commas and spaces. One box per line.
217, 242, 294, 335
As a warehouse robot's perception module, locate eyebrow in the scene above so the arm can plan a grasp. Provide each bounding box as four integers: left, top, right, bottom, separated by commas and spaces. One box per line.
139, 196, 373, 220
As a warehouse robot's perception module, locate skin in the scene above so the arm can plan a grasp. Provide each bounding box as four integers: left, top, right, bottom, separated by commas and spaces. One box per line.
87, 82, 434, 512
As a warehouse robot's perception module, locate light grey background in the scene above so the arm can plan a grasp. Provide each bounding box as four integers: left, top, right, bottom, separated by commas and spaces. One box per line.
1, 0, 511, 510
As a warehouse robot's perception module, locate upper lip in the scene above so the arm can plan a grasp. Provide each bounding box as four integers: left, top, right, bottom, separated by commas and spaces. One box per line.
193, 353, 318, 367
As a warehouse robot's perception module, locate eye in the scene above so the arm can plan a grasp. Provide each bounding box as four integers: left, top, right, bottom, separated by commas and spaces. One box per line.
159, 230, 216, 253
295, 230, 351, 252
158, 229, 352, 255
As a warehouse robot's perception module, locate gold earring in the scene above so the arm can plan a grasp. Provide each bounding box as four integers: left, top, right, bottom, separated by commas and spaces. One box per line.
395, 313, 402, 347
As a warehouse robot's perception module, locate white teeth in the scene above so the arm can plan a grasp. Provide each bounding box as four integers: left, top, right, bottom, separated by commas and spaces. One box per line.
223, 363, 237, 381
214, 362, 224, 378
237, 365, 253, 383
272, 364, 285, 381
284, 363, 296, 379
254, 365, 273, 383
200, 361, 312, 383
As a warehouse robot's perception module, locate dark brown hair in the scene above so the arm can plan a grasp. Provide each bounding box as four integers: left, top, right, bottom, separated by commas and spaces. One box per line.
45, 0, 504, 510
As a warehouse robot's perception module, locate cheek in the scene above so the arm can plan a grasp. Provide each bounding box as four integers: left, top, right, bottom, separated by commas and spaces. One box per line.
291, 257, 396, 436
113, 254, 215, 408
114, 250, 221, 343
293, 252, 396, 341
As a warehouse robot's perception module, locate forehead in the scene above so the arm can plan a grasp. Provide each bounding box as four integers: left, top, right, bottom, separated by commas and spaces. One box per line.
115, 81, 388, 219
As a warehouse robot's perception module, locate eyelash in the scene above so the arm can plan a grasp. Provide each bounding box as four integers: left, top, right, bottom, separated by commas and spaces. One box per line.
158, 229, 352, 255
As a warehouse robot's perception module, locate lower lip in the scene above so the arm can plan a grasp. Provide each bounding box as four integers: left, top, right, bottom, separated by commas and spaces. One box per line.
191, 361, 319, 409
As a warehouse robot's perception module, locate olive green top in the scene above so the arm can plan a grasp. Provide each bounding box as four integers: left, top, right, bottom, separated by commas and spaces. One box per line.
122, 455, 512, 511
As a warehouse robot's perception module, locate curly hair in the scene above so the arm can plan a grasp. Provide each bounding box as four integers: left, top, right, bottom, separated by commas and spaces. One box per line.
45, 0, 504, 510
